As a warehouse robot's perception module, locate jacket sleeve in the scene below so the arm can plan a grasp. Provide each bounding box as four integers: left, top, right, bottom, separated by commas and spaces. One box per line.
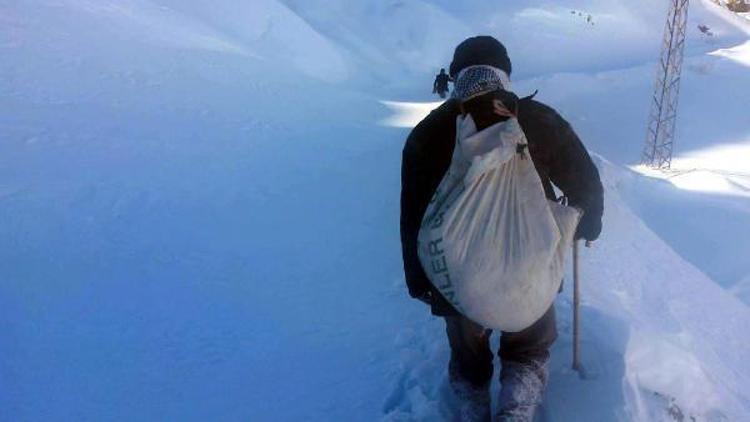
547, 116, 604, 241
400, 141, 433, 298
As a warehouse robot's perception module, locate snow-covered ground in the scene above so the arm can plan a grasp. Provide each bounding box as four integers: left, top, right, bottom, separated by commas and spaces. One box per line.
2, 0, 749, 421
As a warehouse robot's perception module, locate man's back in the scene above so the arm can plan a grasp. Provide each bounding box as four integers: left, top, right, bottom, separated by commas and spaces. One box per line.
400, 94, 604, 315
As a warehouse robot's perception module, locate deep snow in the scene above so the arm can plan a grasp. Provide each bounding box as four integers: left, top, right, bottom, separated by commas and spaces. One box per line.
2, 0, 750, 421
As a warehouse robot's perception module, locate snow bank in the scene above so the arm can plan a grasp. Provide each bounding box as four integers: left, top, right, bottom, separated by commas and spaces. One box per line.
282, 0, 750, 88
1, 0, 349, 86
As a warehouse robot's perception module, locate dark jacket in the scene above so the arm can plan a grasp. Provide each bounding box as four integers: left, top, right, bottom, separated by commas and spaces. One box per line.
400, 94, 603, 316
434, 73, 451, 93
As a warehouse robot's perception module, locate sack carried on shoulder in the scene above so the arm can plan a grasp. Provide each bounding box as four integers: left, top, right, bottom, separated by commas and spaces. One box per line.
417, 106, 581, 332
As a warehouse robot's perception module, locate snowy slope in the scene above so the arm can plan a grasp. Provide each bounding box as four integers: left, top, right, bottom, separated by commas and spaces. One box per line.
1, 2, 387, 419
2, 0, 750, 421
281, 0, 750, 88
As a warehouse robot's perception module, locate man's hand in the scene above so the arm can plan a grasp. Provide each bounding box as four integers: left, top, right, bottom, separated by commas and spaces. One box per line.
575, 212, 602, 242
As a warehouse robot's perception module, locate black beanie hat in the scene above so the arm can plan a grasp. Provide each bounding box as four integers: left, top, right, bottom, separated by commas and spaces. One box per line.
449, 36, 512, 78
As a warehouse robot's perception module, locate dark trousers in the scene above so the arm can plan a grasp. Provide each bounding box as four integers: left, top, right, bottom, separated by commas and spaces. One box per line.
444, 305, 557, 388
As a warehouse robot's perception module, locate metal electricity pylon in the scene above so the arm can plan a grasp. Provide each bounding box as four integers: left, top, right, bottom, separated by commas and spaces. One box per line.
642, 0, 690, 169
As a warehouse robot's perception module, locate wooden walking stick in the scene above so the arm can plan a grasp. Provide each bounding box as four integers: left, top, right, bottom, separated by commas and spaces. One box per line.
573, 240, 581, 371
573, 240, 591, 375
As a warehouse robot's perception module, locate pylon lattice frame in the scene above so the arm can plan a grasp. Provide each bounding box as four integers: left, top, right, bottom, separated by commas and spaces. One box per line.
642, 0, 689, 169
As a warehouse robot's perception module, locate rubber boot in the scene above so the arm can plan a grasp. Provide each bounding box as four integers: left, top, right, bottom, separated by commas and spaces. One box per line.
495, 358, 549, 421
450, 378, 491, 422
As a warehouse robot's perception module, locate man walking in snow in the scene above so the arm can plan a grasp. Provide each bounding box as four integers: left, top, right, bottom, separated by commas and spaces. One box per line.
400, 36, 603, 421
433, 68, 452, 98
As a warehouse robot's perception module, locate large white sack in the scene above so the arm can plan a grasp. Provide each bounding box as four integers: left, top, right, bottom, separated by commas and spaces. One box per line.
418, 114, 581, 332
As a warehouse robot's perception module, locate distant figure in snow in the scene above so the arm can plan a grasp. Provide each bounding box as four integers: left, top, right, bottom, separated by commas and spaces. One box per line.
433, 68, 452, 98
698, 24, 714, 37
401, 36, 603, 421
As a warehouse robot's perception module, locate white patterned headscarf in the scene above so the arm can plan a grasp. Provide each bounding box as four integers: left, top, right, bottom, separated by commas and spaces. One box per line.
452, 65, 512, 100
